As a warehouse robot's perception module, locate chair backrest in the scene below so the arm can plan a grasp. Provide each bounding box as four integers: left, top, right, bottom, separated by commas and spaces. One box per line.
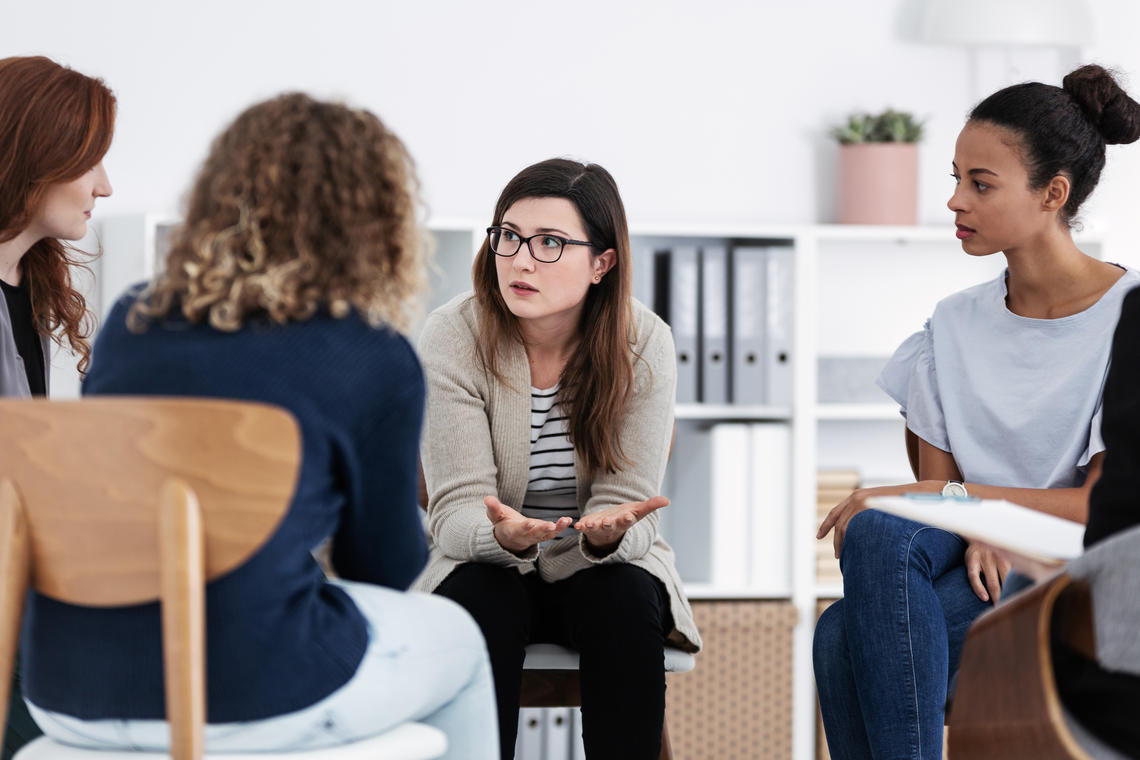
1066, 523, 1140, 676
0, 398, 301, 760
948, 572, 1095, 760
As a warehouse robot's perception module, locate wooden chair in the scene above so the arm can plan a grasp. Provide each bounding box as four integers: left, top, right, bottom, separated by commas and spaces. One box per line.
948, 572, 1099, 760
0, 398, 447, 760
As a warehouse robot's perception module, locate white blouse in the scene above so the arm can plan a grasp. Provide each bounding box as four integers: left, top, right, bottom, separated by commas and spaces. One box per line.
877, 267, 1140, 488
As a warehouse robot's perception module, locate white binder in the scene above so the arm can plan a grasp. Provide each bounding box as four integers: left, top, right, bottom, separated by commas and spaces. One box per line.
765, 246, 795, 406
655, 247, 700, 404
515, 707, 545, 759
571, 708, 587, 760
729, 245, 769, 405
700, 244, 729, 404
749, 422, 792, 594
659, 421, 714, 583
710, 423, 753, 586
632, 240, 658, 308
543, 707, 573, 760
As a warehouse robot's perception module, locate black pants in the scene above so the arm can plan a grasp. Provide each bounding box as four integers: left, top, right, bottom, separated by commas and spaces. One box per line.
436, 562, 673, 760
3, 660, 41, 760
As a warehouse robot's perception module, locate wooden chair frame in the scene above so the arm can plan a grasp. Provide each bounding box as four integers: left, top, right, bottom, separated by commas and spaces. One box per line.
948, 572, 1096, 760
0, 398, 301, 760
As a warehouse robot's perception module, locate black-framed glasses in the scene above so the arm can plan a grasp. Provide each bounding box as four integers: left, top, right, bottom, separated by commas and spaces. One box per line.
486, 226, 597, 264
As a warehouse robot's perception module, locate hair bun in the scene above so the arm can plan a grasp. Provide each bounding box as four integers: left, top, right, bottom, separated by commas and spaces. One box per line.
1063, 64, 1140, 145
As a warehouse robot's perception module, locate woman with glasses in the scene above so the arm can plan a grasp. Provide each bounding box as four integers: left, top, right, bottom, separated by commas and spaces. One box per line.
414, 158, 700, 760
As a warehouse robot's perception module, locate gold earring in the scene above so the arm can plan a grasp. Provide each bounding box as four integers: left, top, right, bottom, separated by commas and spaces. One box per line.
594, 274, 601, 282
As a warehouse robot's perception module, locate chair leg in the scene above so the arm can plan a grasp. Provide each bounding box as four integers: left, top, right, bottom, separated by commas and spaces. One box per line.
658, 717, 672, 760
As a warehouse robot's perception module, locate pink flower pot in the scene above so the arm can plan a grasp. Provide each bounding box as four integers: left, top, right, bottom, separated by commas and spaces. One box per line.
837, 143, 919, 225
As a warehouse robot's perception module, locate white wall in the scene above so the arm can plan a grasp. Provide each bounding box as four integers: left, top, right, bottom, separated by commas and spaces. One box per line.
0, 0, 1128, 232
6, 0, 1139, 240
6, 0, 1140, 394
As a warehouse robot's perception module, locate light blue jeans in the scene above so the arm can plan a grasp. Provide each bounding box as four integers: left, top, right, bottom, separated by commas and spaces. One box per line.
28, 581, 498, 760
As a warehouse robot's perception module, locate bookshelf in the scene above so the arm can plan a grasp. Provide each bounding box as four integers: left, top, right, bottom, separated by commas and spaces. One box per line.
675, 403, 791, 421
814, 403, 901, 421
93, 215, 1104, 760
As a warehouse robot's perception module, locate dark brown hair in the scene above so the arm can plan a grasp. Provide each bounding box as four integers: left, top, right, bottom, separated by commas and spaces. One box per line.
473, 158, 635, 475
130, 92, 426, 333
970, 64, 1140, 226
0, 56, 116, 374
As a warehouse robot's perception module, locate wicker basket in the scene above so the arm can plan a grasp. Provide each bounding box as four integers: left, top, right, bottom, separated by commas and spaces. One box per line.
666, 600, 799, 758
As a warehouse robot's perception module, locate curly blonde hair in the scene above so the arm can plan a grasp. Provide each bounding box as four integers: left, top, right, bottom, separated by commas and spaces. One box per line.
130, 93, 427, 333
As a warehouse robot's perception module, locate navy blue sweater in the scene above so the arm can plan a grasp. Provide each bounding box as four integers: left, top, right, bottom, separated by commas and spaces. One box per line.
21, 292, 428, 722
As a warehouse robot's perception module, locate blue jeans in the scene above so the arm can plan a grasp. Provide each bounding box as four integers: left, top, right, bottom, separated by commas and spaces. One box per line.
28, 581, 498, 760
813, 510, 992, 760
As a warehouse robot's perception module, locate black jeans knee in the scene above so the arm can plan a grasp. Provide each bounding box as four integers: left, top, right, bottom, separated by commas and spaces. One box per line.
435, 562, 672, 760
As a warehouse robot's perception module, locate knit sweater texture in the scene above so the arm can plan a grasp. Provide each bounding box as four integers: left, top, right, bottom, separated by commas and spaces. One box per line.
412, 293, 700, 652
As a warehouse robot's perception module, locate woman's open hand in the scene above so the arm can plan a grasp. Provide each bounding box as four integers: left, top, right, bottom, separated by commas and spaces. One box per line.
574, 496, 669, 554
485, 496, 572, 554
817, 481, 943, 559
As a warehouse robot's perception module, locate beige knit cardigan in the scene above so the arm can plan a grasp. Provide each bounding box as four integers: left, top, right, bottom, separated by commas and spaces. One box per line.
411, 293, 701, 653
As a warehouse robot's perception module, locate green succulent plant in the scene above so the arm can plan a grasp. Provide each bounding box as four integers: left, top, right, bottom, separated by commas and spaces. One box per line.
831, 109, 925, 144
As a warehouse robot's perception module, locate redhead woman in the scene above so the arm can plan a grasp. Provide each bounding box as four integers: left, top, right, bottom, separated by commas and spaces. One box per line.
0, 54, 115, 760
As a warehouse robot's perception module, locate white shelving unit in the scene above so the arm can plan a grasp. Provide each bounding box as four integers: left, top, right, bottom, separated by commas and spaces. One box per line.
97, 212, 179, 317
815, 403, 900, 421
95, 215, 1103, 760
675, 403, 791, 420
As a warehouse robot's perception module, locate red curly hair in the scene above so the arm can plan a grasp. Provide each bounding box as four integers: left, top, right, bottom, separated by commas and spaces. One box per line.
0, 56, 116, 374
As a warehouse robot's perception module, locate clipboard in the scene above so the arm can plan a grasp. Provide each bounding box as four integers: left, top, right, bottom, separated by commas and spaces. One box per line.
865, 494, 1085, 566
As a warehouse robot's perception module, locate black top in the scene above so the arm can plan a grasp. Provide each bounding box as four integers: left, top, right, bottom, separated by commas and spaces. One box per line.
0, 280, 45, 396
1052, 285, 1140, 757
1085, 286, 1140, 547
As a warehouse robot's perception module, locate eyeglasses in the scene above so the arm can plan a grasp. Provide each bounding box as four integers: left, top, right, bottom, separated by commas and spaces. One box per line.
486, 226, 597, 264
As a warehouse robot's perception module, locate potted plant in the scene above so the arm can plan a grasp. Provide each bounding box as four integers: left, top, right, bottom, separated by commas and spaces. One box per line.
831, 109, 925, 225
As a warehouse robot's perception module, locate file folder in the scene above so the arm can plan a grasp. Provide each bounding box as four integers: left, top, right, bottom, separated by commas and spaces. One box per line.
749, 423, 792, 594
654, 246, 701, 404
700, 244, 729, 404
631, 239, 657, 308
765, 246, 795, 406
515, 708, 544, 759
571, 708, 586, 760
729, 245, 769, 405
710, 423, 752, 586
543, 708, 573, 760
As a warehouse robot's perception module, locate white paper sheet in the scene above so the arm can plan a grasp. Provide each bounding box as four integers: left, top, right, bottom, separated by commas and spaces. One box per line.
865, 495, 1085, 563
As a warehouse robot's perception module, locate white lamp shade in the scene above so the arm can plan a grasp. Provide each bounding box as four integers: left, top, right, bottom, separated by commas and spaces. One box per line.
922, 0, 1094, 47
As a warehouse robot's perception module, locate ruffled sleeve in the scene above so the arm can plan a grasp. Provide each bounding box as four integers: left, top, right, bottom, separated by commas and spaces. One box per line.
876, 319, 951, 452
1080, 397, 1106, 470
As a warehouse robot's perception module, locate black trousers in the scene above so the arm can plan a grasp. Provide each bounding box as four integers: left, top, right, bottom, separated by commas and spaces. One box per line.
3, 660, 41, 760
435, 562, 673, 760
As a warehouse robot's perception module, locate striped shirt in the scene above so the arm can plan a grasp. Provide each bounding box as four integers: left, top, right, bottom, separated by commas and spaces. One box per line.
523, 384, 579, 541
